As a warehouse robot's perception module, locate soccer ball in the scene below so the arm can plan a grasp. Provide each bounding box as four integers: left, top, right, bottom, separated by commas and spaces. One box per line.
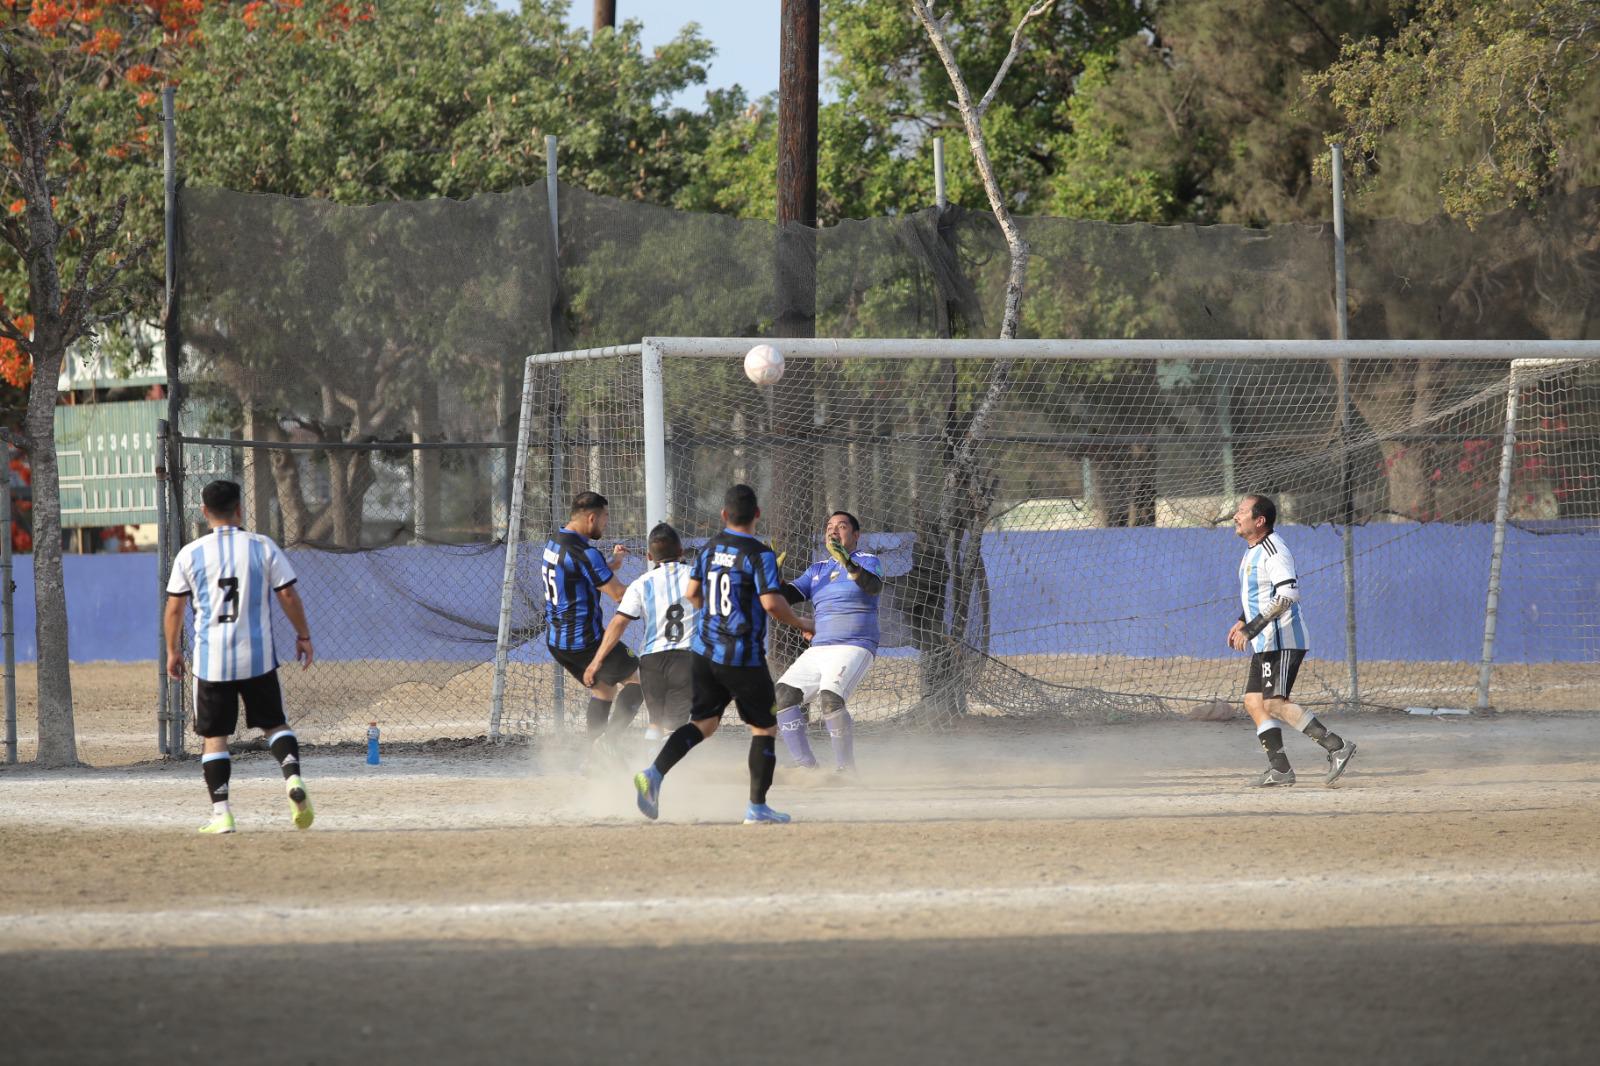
744, 343, 785, 386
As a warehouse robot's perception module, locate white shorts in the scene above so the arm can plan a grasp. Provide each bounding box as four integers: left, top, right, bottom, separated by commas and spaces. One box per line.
776, 644, 875, 705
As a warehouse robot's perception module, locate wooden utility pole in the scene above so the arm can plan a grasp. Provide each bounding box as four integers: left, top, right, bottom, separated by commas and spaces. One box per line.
769, 0, 820, 668
594, 1, 615, 32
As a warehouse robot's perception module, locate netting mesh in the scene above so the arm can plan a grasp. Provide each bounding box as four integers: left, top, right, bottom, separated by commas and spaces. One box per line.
171, 180, 1600, 742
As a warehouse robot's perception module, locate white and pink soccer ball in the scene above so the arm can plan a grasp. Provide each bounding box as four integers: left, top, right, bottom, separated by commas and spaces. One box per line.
744, 343, 785, 386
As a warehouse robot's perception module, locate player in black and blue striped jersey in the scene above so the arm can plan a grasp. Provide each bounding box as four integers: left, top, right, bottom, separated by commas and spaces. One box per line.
633, 484, 815, 824
542, 491, 644, 768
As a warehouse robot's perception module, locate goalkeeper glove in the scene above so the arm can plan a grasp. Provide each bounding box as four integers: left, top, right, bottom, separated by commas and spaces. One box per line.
826, 538, 852, 569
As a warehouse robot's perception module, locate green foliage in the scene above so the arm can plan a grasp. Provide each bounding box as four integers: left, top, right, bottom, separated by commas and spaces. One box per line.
1312, 0, 1600, 223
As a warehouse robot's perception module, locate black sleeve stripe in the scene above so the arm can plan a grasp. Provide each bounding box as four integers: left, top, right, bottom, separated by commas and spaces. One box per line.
616, 611, 641, 621
1271, 579, 1297, 590
168, 589, 192, 598
273, 579, 298, 591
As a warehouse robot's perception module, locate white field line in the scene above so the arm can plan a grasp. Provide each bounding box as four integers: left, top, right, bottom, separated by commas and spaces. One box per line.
3, 869, 1595, 944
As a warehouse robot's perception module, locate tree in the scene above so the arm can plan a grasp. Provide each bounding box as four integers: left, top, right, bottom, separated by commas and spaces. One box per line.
1, 2, 197, 765
1312, 0, 1600, 223
682, 0, 1149, 224
168, 0, 720, 546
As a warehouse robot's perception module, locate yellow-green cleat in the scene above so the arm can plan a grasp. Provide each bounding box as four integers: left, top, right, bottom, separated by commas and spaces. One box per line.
198, 812, 236, 835
286, 775, 315, 829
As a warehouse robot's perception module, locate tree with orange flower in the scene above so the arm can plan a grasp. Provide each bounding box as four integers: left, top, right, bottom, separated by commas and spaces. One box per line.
2, 2, 211, 765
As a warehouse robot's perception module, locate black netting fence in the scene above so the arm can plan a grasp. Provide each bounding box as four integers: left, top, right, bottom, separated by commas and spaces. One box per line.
165, 181, 1600, 743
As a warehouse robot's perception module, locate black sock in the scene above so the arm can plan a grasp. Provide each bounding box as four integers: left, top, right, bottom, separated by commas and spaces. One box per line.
268, 730, 301, 780
653, 723, 703, 777
607, 685, 644, 735
749, 734, 777, 805
1258, 727, 1291, 773
586, 696, 612, 740
1302, 717, 1343, 753
202, 752, 232, 805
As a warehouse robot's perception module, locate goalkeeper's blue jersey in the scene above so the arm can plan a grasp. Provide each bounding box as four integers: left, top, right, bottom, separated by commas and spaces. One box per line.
790, 552, 882, 654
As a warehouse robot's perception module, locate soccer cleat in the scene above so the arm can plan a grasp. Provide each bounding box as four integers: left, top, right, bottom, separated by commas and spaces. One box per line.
743, 803, 792, 824
634, 767, 662, 821
1324, 740, 1357, 786
198, 812, 236, 834
1250, 767, 1296, 788
285, 775, 315, 829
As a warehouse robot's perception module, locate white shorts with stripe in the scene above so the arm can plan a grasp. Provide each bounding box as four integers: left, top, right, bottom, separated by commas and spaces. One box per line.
776, 644, 875, 704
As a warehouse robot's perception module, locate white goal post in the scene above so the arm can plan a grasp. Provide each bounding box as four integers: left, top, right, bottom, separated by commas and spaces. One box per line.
489, 338, 1600, 736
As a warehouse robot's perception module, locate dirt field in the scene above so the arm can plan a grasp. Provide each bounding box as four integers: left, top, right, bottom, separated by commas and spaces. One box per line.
3, 713, 1598, 1064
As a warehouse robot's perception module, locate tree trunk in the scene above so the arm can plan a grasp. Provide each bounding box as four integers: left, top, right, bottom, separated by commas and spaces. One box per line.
24, 339, 77, 766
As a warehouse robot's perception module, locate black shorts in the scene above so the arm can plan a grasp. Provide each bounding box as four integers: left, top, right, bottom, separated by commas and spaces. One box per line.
194, 671, 287, 738
1246, 649, 1306, 700
689, 655, 777, 729
639, 649, 695, 727
550, 641, 640, 688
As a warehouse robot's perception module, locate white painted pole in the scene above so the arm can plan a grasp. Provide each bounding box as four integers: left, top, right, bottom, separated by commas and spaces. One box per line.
641, 340, 668, 526
489, 357, 540, 738
1331, 144, 1360, 710
933, 136, 947, 210
1477, 371, 1523, 710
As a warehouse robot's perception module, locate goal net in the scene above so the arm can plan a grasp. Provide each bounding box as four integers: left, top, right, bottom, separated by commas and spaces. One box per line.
491, 339, 1600, 731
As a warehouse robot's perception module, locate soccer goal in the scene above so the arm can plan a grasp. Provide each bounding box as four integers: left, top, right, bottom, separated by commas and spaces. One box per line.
489, 338, 1600, 735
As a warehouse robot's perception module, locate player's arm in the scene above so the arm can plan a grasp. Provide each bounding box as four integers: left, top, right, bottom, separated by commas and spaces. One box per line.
1240, 556, 1300, 641
584, 609, 637, 688
755, 549, 813, 633
761, 592, 815, 635
163, 592, 188, 679
274, 584, 315, 668
827, 539, 883, 595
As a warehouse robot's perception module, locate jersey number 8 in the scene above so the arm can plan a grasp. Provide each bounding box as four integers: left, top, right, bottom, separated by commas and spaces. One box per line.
704, 572, 733, 618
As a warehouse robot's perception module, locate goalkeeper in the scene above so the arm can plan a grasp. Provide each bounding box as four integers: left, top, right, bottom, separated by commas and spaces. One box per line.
774, 510, 883, 779
1228, 494, 1357, 787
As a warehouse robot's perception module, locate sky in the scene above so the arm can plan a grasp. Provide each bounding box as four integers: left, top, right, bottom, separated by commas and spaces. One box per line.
556, 1, 784, 110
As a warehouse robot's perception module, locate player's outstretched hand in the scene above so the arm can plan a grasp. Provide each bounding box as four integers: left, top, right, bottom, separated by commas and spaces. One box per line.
166, 652, 185, 680
826, 538, 851, 568
611, 543, 629, 566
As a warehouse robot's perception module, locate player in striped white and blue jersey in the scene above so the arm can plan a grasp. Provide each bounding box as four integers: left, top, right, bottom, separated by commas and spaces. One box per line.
1228, 494, 1357, 787
586, 523, 697, 740
164, 480, 315, 834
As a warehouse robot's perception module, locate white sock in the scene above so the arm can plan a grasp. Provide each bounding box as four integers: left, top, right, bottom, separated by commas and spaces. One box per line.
212, 801, 231, 816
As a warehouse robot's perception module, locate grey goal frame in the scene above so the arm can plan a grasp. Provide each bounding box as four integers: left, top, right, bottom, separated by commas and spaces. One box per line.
488, 337, 1600, 735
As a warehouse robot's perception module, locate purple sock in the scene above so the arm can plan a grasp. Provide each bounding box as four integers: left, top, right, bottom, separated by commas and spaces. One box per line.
826, 709, 855, 771
776, 706, 817, 768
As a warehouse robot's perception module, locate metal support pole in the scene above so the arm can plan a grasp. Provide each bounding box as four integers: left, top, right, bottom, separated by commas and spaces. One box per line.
1331, 144, 1360, 710
161, 87, 183, 524
933, 136, 947, 209
2, 448, 15, 765
642, 340, 668, 526
154, 424, 169, 755
544, 133, 566, 726
1478, 371, 1522, 711
490, 360, 540, 738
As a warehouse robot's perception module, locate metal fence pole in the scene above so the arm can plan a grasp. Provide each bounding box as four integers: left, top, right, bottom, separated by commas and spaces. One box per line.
544, 133, 566, 727
933, 136, 946, 209
1478, 370, 1522, 710
1331, 145, 1360, 710
155, 423, 170, 755
2, 448, 15, 765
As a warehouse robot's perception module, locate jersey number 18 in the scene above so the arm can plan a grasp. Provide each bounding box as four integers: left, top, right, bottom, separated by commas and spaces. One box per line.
704, 572, 733, 617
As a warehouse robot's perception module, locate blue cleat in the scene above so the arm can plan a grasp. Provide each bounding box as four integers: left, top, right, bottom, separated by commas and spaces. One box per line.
742, 803, 792, 825
634, 767, 662, 821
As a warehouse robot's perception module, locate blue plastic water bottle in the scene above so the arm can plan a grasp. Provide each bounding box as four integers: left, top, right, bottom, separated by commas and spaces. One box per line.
366, 722, 380, 765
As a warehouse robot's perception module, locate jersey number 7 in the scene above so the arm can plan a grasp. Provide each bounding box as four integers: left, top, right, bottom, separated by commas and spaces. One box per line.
217, 577, 239, 624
